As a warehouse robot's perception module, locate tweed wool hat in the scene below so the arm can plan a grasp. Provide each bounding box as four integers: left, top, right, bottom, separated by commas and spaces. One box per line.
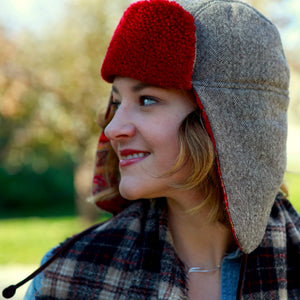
94, 0, 289, 254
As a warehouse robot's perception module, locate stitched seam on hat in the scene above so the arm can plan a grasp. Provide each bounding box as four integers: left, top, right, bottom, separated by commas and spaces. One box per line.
192, 81, 289, 96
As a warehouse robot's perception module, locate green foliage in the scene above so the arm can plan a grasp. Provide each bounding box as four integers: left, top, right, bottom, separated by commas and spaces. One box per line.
285, 172, 300, 213
0, 217, 87, 265
0, 161, 75, 218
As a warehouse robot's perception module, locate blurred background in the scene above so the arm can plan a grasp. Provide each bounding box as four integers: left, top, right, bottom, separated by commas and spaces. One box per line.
0, 0, 299, 299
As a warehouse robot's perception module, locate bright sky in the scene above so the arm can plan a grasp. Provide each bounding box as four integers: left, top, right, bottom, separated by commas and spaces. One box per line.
0, 0, 299, 46
270, 0, 300, 49
0, 0, 69, 36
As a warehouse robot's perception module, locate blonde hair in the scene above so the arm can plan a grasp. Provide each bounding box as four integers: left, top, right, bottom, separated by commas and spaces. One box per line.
165, 109, 226, 223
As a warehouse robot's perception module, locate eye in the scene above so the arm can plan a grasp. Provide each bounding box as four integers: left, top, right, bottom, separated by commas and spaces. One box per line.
140, 96, 158, 106
110, 100, 120, 111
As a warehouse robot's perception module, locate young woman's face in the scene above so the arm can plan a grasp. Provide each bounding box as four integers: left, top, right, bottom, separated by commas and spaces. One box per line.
104, 77, 195, 201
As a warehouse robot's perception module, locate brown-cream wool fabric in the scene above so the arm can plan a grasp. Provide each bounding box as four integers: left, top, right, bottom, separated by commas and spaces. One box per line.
176, 0, 289, 253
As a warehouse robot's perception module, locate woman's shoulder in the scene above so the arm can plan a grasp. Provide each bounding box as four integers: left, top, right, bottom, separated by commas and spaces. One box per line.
269, 193, 300, 232
52, 199, 165, 261
23, 248, 57, 299
247, 193, 299, 268
242, 194, 300, 297
65, 200, 149, 251
253, 192, 299, 268
264, 193, 300, 251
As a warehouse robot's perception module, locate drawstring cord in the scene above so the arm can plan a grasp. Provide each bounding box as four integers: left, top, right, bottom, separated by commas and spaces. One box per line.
2, 222, 101, 299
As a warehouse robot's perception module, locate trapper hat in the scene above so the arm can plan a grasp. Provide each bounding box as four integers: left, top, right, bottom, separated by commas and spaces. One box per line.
93, 0, 289, 254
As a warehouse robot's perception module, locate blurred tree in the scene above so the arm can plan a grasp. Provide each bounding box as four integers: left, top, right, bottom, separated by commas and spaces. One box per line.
0, 0, 130, 221
1, 0, 299, 220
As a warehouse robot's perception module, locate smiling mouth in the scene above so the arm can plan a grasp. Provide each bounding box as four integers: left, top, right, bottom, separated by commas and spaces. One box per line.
121, 153, 149, 160
119, 150, 150, 167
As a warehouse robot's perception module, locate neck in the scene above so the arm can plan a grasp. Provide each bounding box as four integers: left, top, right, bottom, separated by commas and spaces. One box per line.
167, 196, 235, 269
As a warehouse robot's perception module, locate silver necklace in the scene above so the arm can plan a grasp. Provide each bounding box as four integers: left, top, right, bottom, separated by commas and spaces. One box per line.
188, 265, 221, 273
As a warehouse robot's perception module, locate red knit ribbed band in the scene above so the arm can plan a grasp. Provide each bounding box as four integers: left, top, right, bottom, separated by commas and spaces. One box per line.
101, 0, 196, 89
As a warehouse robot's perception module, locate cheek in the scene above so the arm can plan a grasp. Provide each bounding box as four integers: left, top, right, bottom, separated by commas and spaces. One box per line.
109, 140, 118, 154
150, 122, 181, 165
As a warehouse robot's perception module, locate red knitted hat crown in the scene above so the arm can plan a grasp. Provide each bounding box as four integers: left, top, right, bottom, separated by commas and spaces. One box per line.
101, 0, 196, 89
95, 0, 196, 214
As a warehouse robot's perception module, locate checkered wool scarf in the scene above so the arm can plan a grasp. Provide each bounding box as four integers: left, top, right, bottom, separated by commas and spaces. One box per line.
35, 194, 299, 299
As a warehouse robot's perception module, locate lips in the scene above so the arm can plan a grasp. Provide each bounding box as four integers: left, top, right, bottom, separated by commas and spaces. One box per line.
119, 149, 150, 167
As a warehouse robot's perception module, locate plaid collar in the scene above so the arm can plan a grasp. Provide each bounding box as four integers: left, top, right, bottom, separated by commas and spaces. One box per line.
36, 195, 299, 299
242, 194, 300, 299
38, 199, 188, 299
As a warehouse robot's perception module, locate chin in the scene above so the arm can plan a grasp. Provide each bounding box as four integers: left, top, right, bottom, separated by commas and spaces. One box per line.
119, 186, 141, 201
118, 177, 149, 200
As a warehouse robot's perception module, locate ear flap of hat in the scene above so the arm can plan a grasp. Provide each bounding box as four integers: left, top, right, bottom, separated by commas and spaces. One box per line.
91, 96, 131, 215
177, 0, 289, 253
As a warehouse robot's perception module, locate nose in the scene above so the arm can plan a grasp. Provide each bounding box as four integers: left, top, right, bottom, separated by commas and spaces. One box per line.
104, 106, 136, 141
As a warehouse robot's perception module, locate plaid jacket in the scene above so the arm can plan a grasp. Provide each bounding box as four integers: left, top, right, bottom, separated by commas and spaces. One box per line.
36, 194, 300, 300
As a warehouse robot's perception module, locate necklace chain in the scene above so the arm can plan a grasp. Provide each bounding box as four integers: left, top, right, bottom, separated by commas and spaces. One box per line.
188, 265, 221, 273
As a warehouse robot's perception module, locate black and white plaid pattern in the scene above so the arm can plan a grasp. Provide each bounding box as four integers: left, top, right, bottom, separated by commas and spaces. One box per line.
36, 194, 299, 299
242, 195, 300, 299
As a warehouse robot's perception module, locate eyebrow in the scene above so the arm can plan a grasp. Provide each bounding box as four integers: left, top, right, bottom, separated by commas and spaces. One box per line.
111, 82, 164, 94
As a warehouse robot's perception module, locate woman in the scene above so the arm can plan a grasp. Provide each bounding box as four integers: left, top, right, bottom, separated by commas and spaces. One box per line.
3, 0, 299, 299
